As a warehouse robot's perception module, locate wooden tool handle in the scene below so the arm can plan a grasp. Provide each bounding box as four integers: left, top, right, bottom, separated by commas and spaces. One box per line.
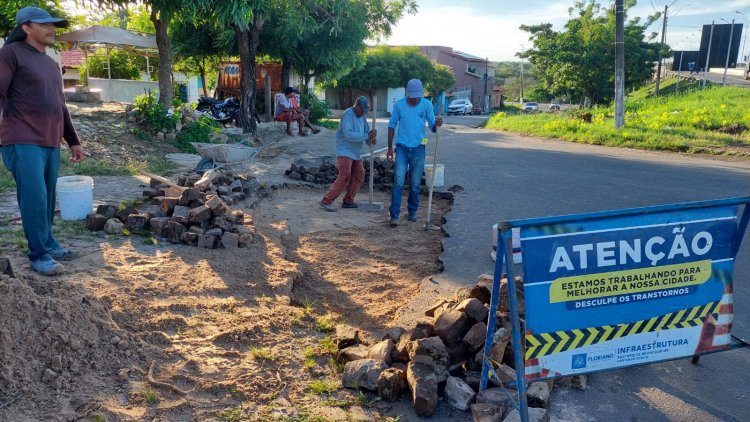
369, 96, 377, 204
140, 170, 185, 190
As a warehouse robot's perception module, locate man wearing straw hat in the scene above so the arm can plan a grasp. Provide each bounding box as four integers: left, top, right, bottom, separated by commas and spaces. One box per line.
386, 79, 442, 226
0, 7, 85, 275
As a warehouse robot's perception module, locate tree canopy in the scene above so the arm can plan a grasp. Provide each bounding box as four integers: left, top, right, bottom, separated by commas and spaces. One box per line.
520, 0, 663, 105
337, 46, 453, 101
1, 1, 66, 37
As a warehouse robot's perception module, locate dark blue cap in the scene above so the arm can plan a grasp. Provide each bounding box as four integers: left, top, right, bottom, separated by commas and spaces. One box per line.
15, 7, 68, 27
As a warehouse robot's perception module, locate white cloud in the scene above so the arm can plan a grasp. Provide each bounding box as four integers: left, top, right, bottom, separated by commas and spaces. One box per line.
385, 1, 749, 61
385, 4, 571, 61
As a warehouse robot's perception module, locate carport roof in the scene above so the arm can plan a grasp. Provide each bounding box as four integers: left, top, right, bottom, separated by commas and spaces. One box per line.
56, 25, 157, 50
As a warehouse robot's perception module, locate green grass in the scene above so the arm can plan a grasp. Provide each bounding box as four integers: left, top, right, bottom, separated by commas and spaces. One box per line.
317, 119, 339, 130
0, 167, 13, 195
140, 387, 159, 406
248, 346, 275, 361
0, 219, 26, 253
308, 379, 338, 395
316, 316, 336, 333
0, 152, 178, 196
219, 406, 247, 422
484, 84, 750, 156
53, 219, 98, 241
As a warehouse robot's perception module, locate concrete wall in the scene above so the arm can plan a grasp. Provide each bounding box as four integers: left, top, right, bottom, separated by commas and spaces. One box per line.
88, 78, 159, 103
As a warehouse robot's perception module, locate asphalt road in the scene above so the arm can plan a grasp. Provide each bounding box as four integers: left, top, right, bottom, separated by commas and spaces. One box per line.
432, 114, 750, 422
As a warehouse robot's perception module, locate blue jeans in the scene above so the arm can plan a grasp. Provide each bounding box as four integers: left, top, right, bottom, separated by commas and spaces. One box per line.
390, 144, 425, 219
1, 144, 61, 261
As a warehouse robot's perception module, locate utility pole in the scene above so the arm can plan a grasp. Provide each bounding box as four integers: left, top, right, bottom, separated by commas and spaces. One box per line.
519, 51, 524, 105
484, 57, 489, 112
722, 19, 736, 85
676, 50, 684, 91
615, 0, 625, 129
738, 11, 749, 79
702, 22, 715, 88
655, 4, 668, 96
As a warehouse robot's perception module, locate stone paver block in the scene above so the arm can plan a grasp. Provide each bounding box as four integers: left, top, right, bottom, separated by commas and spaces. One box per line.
368, 339, 394, 366
104, 218, 124, 234
445, 376, 476, 410
377, 367, 406, 401
85, 213, 107, 231
406, 362, 438, 417
221, 232, 239, 248
434, 309, 470, 344
464, 322, 488, 352
342, 359, 386, 391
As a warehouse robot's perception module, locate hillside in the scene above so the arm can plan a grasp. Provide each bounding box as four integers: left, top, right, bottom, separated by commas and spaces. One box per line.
484, 82, 750, 157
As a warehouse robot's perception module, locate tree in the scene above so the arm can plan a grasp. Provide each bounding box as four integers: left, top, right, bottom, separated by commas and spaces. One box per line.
250, 0, 416, 93
337, 46, 442, 105
190, 0, 269, 134
170, 16, 224, 97
85, 0, 186, 107
79, 48, 141, 81
519, 0, 662, 105
424, 63, 455, 98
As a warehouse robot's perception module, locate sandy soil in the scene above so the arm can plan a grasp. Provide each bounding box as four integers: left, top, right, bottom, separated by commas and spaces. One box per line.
0, 184, 449, 421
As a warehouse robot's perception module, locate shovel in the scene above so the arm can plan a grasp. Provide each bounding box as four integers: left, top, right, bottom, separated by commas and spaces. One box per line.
358, 96, 384, 213
424, 97, 444, 231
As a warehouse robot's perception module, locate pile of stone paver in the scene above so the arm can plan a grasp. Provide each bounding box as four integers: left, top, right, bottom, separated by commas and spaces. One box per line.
336, 274, 586, 421
84, 170, 263, 249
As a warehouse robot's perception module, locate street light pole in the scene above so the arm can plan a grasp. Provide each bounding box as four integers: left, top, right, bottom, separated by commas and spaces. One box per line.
737, 11, 749, 78
702, 21, 714, 89
484, 57, 488, 113
519, 51, 524, 105
615, 0, 624, 129
721, 19, 736, 85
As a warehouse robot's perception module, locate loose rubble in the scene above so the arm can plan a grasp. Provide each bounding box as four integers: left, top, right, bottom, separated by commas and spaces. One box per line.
284, 157, 457, 205
84, 169, 266, 249
335, 273, 586, 420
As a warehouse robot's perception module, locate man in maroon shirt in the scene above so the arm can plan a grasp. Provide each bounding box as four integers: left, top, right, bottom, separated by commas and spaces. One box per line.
0, 7, 84, 275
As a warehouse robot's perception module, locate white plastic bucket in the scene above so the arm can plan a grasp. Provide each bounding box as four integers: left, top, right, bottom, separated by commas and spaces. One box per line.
424, 164, 444, 187
57, 176, 93, 220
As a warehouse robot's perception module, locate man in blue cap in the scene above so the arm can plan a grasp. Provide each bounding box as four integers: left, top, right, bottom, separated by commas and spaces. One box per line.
319, 96, 376, 211
0, 7, 84, 276
386, 79, 442, 226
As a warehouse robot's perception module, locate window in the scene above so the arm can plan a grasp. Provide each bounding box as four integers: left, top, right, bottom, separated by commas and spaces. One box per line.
467, 64, 477, 75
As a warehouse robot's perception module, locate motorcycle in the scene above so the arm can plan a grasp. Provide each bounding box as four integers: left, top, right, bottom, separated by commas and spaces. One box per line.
196, 96, 240, 125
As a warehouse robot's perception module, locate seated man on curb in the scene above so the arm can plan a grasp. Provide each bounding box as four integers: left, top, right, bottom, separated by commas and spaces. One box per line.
274, 87, 307, 137
319, 96, 376, 211
288, 89, 320, 134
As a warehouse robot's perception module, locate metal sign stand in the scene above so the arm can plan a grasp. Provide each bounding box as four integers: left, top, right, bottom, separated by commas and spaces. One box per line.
480, 223, 529, 422
480, 197, 750, 422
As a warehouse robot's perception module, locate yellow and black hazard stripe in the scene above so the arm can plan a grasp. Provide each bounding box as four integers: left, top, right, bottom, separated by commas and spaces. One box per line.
525, 301, 720, 360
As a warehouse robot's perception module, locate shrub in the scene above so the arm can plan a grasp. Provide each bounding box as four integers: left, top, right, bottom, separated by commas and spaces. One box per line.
78, 49, 142, 83
301, 92, 330, 123
134, 90, 179, 133
174, 116, 222, 153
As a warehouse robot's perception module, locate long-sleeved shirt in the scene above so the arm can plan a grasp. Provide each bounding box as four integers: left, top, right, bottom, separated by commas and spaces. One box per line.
335, 106, 370, 160
0, 41, 80, 148
388, 97, 436, 148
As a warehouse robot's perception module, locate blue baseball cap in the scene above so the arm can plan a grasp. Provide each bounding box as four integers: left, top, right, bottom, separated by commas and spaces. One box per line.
355, 96, 370, 113
406, 79, 423, 99
15, 7, 69, 27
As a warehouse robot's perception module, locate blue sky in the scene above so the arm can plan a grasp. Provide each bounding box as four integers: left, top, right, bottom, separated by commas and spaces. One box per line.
384, 0, 750, 62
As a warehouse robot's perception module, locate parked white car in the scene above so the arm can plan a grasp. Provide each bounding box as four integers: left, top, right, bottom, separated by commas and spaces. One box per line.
523, 102, 540, 113
447, 99, 473, 115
